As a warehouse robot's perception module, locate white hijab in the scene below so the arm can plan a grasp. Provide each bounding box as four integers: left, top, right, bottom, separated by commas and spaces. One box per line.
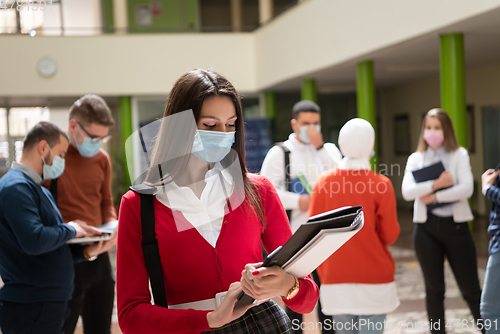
338, 118, 374, 170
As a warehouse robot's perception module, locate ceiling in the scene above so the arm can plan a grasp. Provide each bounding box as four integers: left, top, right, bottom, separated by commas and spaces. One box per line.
270, 6, 500, 93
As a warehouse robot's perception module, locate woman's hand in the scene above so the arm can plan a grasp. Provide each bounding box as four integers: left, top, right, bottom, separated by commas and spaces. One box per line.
206, 282, 253, 329
432, 171, 454, 190
420, 194, 433, 205
240, 262, 296, 301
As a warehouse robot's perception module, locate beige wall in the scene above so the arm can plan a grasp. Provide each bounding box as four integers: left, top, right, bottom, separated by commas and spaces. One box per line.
379, 62, 500, 215
2, 0, 500, 97
0, 33, 256, 96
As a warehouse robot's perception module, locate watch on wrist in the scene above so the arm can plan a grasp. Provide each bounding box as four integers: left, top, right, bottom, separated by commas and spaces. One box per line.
284, 276, 300, 300
84, 246, 98, 261
316, 143, 324, 151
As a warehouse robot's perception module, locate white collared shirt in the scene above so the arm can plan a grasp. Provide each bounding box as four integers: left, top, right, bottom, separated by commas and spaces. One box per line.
155, 162, 234, 248
422, 147, 453, 217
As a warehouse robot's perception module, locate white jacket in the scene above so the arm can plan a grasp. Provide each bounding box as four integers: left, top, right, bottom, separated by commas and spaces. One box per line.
401, 147, 474, 223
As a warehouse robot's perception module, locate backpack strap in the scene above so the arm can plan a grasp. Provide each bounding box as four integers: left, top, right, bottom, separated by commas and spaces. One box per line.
273, 143, 292, 221
49, 178, 58, 203
129, 185, 168, 308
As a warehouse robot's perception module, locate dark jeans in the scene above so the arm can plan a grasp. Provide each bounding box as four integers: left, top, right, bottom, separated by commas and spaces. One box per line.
286, 270, 335, 334
0, 300, 69, 334
64, 252, 115, 334
414, 213, 484, 334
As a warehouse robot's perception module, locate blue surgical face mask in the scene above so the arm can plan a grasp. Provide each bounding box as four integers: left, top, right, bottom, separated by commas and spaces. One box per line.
192, 130, 235, 163
42, 147, 65, 180
75, 133, 101, 158
299, 125, 321, 144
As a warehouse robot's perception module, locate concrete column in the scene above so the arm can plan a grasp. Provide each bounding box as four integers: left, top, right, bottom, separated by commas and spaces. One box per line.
259, 0, 273, 24
113, 0, 128, 34
231, 0, 243, 32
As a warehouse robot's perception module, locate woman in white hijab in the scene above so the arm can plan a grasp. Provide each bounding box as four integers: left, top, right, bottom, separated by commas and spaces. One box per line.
310, 118, 400, 334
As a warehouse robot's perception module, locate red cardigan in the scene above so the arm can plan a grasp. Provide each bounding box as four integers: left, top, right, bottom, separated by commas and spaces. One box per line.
117, 174, 318, 334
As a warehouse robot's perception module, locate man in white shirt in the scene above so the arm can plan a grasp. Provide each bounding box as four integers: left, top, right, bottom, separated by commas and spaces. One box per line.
260, 100, 341, 333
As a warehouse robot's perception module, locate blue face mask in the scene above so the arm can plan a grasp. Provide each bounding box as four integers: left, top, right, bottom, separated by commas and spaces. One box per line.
42, 147, 65, 180
192, 130, 235, 163
299, 125, 321, 144
75, 134, 101, 158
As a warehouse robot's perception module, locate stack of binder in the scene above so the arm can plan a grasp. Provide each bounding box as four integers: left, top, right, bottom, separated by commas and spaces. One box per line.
235, 206, 364, 309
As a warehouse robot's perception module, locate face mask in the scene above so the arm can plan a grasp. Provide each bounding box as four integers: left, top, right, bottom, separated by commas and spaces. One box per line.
299, 125, 321, 144
75, 133, 101, 158
42, 147, 65, 180
423, 129, 444, 148
192, 130, 235, 163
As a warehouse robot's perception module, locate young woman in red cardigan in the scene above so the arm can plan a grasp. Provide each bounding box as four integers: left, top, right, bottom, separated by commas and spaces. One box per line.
116, 69, 318, 334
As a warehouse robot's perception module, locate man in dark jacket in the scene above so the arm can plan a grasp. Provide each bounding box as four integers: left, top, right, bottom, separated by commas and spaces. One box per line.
0, 122, 100, 334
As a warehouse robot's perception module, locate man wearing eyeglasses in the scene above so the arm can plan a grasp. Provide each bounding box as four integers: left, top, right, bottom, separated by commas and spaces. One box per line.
44, 95, 117, 334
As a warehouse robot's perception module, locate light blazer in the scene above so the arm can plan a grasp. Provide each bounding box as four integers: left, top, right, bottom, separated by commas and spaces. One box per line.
402, 147, 474, 223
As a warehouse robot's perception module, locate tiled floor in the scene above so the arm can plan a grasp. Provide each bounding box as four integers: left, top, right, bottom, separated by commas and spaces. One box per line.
1, 208, 491, 334
300, 208, 490, 334
301, 245, 486, 334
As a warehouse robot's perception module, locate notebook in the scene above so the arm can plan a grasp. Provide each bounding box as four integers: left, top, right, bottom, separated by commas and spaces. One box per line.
234, 206, 364, 309
411, 161, 453, 209
66, 220, 118, 244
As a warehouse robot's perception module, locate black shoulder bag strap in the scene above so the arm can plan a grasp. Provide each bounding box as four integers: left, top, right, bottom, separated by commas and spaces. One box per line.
130, 185, 168, 308
50, 178, 58, 203
274, 143, 292, 221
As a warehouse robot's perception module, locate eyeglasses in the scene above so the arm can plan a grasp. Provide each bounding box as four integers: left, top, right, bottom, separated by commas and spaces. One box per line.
77, 122, 111, 144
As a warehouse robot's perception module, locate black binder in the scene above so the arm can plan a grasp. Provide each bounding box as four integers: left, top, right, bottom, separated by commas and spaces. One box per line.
234, 206, 364, 309
411, 161, 453, 209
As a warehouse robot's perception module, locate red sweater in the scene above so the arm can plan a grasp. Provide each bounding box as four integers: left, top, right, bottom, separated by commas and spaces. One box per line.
117, 174, 318, 334
310, 168, 400, 284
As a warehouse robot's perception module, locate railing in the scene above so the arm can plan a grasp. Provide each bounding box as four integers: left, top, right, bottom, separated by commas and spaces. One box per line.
0, 0, 299, 36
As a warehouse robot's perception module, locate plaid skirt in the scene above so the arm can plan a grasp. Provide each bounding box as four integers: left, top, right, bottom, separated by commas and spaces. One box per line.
202, 300, 294, 334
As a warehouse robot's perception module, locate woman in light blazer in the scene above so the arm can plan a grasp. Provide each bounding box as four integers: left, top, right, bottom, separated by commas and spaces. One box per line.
402, 108, 484, 334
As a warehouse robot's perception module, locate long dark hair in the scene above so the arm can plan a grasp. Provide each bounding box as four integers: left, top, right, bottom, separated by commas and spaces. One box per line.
144, 69, 265, 225
416, 108, 460, 153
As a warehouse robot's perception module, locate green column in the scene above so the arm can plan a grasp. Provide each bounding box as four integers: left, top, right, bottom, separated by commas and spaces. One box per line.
264, 91, 277, 141
440, 33, 472, 232
356, 60, 377, 169
301, 78, 317, 102
120, 96, 133, 187
101, 0, 114, 33
264, 91, 276, 119
440, 33, 467, 148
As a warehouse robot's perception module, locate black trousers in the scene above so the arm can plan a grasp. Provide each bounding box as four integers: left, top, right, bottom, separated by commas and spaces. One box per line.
286, 270, 335, 334
414, 213, 484, 334
64, 252, 115, 334
0, 300, 69, 334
